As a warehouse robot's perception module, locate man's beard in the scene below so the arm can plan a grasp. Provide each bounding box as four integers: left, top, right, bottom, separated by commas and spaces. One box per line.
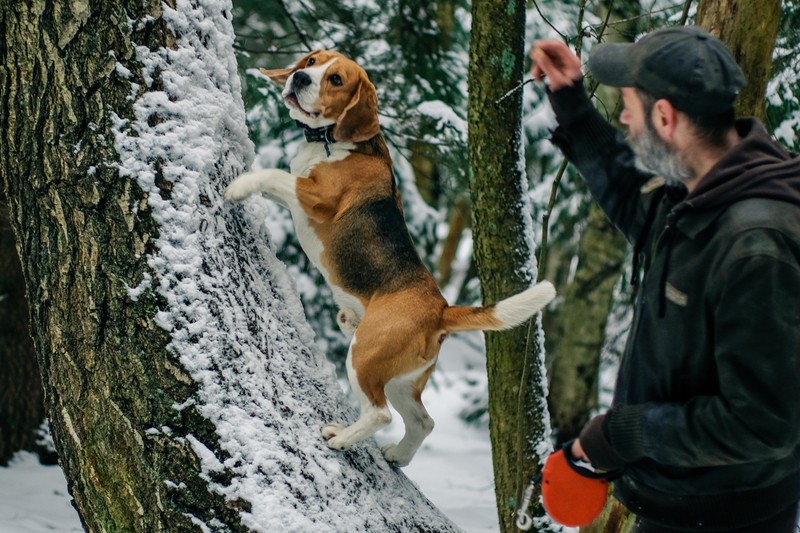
628, 122, 693, 184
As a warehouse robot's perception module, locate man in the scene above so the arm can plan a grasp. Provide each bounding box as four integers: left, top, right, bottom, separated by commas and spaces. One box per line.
531, 26, 800, 532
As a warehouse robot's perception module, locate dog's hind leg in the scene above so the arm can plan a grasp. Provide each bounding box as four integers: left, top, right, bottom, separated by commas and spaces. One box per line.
321, 334, 391, 450
336, 308, 359, 340
381, 364, 436, 467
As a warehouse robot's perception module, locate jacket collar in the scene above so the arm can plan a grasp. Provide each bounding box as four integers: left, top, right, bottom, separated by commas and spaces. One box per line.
665, 117, 800, 240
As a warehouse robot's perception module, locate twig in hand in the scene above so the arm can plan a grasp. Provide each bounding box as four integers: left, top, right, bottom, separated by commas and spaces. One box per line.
494, 78, 536, 107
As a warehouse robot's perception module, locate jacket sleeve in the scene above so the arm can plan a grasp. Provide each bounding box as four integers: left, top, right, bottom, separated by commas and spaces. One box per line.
594, 246, 800, 468
547, 81, 655, 244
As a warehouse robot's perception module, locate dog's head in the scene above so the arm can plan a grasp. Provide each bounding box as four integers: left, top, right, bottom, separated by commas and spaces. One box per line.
260, 50, 380, 143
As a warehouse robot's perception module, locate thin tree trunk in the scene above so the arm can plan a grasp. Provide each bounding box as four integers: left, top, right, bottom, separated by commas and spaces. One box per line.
546, 0, 638, 446
548, 206, 626, 443
436, 195, 470, 287
0, 0, 459, 531
695, 0, 781, 118
468, 1, 551, 531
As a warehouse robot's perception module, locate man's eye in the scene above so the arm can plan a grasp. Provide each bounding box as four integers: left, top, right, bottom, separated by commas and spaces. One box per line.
307, 57, 316, 66
329, 74, 343, 86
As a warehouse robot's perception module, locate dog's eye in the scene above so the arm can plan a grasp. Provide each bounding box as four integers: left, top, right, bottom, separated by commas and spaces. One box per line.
329, 74, 343, 86
307, 57, 316, 66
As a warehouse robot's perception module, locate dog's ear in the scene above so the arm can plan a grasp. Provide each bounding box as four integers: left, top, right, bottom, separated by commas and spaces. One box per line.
334, 74, 380, 143
258, 50, 322, 88
259, 67, 292, 88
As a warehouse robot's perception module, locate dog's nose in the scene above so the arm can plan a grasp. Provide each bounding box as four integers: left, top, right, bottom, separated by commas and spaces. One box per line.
292, 71, 312, 90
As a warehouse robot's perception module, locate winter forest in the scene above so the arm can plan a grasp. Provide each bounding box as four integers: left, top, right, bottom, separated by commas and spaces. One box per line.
1, 0, 799, 532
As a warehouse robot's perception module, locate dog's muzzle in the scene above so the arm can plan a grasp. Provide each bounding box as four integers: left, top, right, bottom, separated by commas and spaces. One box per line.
291, 70, 312, 92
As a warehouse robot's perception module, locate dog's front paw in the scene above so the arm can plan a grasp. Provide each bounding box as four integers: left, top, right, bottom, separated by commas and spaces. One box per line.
380, 443, 412, 467
224, 173, 261, 202
321, 423, 347, 449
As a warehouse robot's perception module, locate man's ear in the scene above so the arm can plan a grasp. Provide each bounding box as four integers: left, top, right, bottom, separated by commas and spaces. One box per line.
652, 99, 679, 141
333, 76, 380, 143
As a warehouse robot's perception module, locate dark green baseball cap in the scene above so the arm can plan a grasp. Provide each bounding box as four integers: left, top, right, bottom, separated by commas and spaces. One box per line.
588, 25, 745, 115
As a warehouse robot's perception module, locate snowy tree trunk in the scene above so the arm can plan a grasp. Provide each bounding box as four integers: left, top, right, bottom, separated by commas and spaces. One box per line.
0, 0, 458, 531
468, 1, 553, 531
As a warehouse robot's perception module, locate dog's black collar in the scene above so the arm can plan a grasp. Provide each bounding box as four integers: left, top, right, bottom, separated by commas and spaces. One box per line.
295, 120, 336, 157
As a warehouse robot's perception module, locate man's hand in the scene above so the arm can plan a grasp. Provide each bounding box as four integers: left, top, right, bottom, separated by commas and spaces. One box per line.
530, 40, 583, 91
571, 438, 591, 463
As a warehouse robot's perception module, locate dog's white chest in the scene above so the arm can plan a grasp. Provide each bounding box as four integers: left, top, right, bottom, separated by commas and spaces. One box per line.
288, 141, 364, 316
290, 141, 355, 177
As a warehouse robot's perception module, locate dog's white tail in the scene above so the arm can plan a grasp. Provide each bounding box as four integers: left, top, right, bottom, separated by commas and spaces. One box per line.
440, 281, 556, 333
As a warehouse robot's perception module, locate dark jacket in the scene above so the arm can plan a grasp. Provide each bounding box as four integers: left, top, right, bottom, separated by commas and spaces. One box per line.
547, 81, 800, 530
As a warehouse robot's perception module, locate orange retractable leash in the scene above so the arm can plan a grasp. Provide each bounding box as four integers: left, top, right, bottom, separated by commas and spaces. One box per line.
516, 440, 623, 529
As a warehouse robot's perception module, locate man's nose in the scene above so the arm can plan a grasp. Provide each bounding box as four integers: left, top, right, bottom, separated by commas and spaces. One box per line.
292, 71, 311, 90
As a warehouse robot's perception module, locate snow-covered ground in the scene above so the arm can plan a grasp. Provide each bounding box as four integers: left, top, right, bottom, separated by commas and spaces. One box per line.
0, 453, 83, 533
0, 332, 501, 533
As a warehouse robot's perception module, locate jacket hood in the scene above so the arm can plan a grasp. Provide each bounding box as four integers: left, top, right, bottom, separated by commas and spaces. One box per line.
686, 119, 800, 210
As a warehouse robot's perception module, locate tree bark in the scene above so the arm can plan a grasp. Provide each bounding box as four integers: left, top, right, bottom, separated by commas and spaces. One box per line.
2, 2, 205, 527
582, 497, 636, 533
0, 0, 459, 531
695, 0, 781, 118
468, 1, 551, 531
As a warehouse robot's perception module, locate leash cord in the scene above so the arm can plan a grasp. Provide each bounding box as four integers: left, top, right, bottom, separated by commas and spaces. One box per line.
513, 316, 540, 531
515, 473, 543, 531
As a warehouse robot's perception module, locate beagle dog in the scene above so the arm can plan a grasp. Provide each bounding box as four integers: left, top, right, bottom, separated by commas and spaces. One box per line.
225, 50, 556, 466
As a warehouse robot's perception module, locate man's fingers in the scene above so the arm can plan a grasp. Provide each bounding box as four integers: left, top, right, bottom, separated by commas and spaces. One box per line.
530, 49, 548, 81
531, 48, 571, 89
530, 40, 582, 90
531, 48, 554, 71
534, 39, 571, 54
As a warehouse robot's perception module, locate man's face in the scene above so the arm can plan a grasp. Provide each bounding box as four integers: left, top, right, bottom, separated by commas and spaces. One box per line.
620, 87, 646, 137
619, 88, 692, 184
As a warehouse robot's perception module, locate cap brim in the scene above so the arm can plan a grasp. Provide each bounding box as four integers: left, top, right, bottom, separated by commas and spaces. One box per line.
588, 43, 635, 87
